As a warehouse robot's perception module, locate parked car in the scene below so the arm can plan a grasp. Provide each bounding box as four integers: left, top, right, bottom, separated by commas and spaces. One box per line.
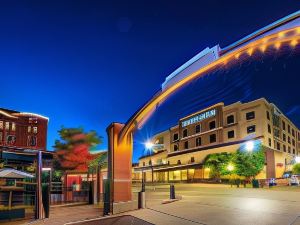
289, 175, 299, 186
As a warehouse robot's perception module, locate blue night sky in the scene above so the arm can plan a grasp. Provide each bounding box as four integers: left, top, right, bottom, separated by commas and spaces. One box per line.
0, 1, 299, 161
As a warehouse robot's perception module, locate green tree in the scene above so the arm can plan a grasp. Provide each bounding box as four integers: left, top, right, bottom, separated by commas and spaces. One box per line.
233, 144, 265, 180
292, 163, 300, 174
204, 152, 233, 180
88, 151, 108, 173
53, 127, 102, 171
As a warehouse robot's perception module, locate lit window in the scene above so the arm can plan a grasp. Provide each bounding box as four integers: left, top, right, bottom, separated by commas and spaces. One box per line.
0, 121, 3, 130
5, 122, 9, 130
28, 126, 31, 133
33, 127, 38, 134
11, 123, 16, 131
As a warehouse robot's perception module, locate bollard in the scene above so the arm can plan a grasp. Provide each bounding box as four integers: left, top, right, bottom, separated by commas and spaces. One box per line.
170, 184, 175, 199
138, 191, 146, 209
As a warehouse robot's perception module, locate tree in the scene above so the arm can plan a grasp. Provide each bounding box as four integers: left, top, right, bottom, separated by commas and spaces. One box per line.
88, 151, 108, 173
233, 144, 265, 180
53, 127, 102, 171
204, 152, 233, 180
292, 163, 300, 175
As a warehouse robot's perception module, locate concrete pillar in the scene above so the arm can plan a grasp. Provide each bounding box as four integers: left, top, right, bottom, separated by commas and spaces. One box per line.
107, 123, 134, 213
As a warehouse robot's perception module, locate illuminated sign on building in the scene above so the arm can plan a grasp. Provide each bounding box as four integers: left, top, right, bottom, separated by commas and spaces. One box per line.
181, 109, 216, 127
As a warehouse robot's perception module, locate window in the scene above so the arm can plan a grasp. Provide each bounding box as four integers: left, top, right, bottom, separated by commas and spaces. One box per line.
183, 129, 188, 138
247, 125, 256, 134
292, 129, 295, 137
5, 122, 9, 130
288, 136, 291, 144
268, 124, 271, 134
173, 133, 179, 141
143, 162, 145, 166
33, 127, 38, 134
288, 125, 291, 134
28, 136, 37, 146
0, 132, 2, 142
268, 138, 272, 147
191, 157, 195, 163
148, 160, 152, 166
266, 111, 270, 120
277, 142, 280, 150
209, 121, 216, 130
283, 133, 286, 141
283, 145, 286, 152
227, 130, 235, 139
282, 121, 286, 130
288, 146, 291, 153
227, 115, 234, 124
196, 137, 201, 147
11, 123, 16, 131
293, 149, 296, 154
184, 141, 189, 149
6, 135, 16, 145
274, 129, 280, 138
177, 160, 181, 165
292, 139, 295, 146
195, 124, 201, 133
210, 134, 216, 143
246, 111, 255, 120
0, 121, 3, 130
173, 144, 178, 151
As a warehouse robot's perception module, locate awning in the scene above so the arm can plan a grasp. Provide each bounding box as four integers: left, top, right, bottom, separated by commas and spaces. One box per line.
0, 168, 34, 179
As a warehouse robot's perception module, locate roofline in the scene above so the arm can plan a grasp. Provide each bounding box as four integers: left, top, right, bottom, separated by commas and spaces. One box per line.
221, 10, 300, 54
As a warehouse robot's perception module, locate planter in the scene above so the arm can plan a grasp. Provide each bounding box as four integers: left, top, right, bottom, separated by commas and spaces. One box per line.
0, 208, 25, 220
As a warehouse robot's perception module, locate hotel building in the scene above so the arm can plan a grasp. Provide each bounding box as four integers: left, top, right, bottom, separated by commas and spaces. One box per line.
134, 98, 300, 182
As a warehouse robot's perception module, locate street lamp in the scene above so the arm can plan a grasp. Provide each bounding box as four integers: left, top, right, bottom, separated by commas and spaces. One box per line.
227, 164, 234, 172
145, 141, 154, 149
245, 141, 254, 152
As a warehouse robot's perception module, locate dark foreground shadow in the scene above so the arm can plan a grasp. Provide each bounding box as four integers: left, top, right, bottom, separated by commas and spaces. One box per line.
73, 215, 155, 225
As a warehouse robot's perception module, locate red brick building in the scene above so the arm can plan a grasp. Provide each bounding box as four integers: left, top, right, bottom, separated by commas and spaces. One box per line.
0, 108, 48, 151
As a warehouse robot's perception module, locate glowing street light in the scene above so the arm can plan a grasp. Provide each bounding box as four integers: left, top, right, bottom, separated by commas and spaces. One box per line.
145, 141, 154, 150
227, 164, 234, 172
245, 141, 254, 152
